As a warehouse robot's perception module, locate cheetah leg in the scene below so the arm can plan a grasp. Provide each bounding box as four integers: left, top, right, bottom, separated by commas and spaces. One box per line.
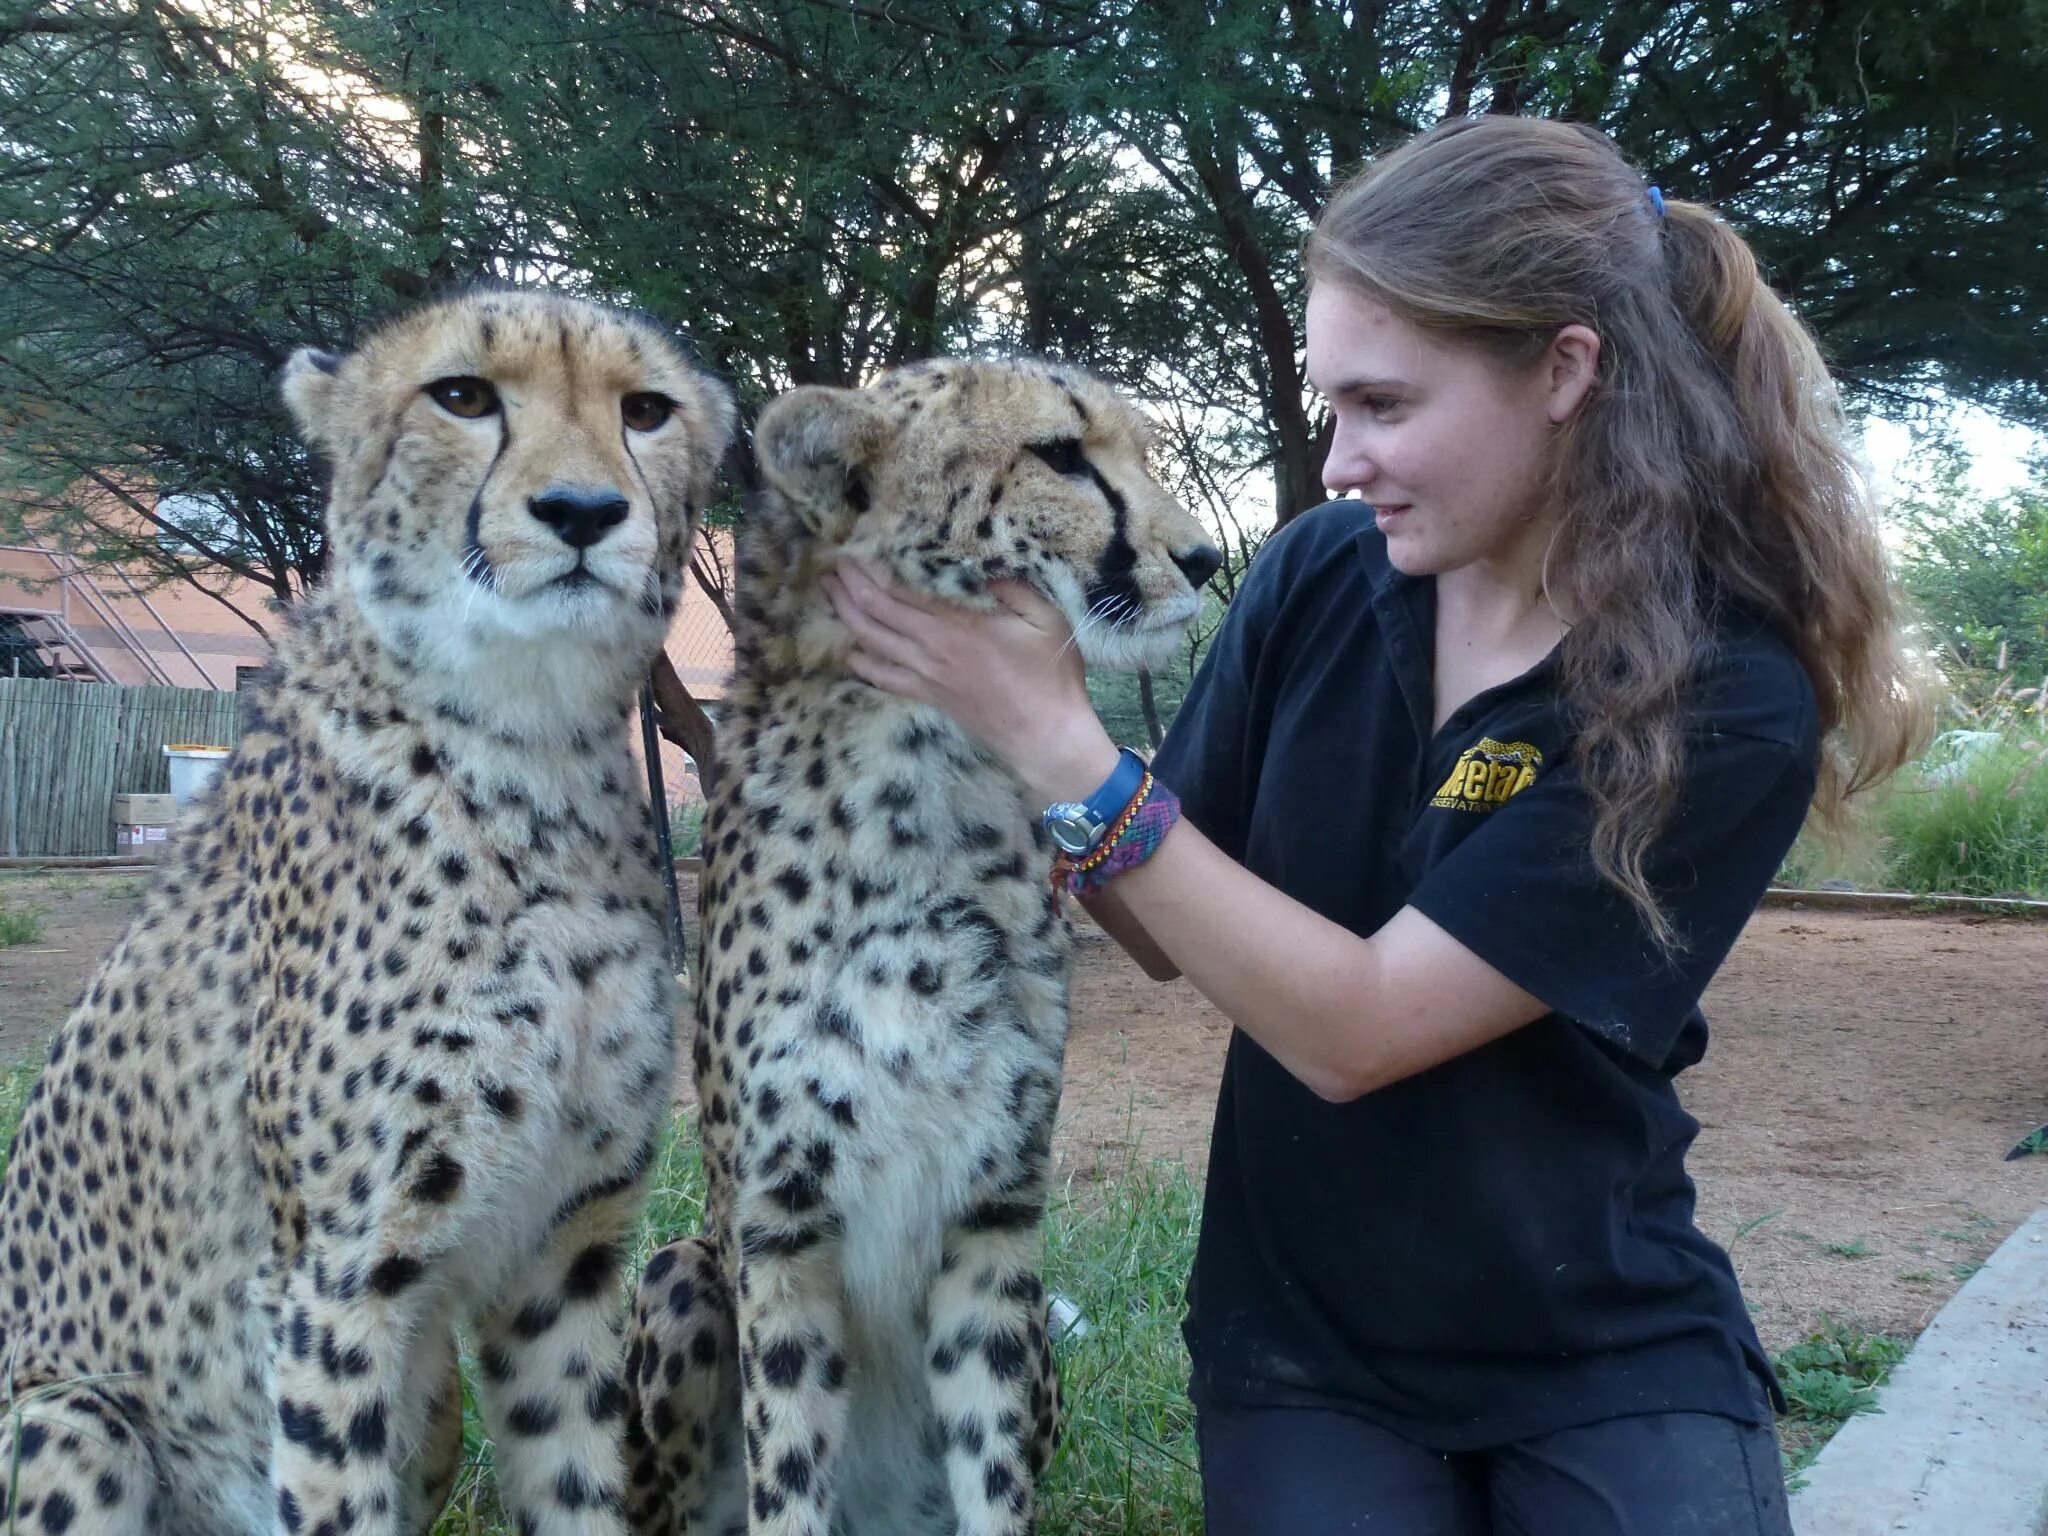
271, 1255, 446, 1536
924, 1214, 1050, 1536
732, 1218, 849, 1536
401, 1332, 465, 1535
622, 1236, 741, 1536
472, 1186, 643, 1536
1025, 1293, 1062, 1485
0, 1384, 158, 1536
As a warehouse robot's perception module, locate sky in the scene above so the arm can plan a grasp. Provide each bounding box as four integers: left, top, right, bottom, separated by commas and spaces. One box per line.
1861, 404, 2041, 505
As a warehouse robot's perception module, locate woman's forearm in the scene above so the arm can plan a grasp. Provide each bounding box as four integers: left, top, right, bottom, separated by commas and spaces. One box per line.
1081, 817, 1548, 1101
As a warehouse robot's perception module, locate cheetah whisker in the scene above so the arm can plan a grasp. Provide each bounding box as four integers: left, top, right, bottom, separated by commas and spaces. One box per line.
1057, 592, 1122, 662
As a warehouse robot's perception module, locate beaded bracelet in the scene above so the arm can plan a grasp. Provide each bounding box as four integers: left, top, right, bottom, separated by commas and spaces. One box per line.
1048, 771, 1183, 910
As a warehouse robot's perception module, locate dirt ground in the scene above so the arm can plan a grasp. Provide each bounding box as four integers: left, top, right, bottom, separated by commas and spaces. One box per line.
4, 868, 2044, 1355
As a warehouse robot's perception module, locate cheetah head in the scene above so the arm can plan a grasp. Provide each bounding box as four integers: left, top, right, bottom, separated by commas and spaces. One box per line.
752, 358, 1220, 672
281, 290, 733, 695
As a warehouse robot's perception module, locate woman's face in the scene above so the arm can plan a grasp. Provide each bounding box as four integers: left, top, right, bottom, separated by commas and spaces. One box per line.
1306, 282, 1596, 580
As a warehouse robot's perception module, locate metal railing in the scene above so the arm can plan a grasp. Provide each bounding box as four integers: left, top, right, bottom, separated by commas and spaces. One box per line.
0, 540, 220, 689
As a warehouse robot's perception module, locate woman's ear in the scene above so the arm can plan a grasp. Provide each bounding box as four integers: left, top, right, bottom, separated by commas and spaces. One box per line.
1544, 324, 1602, 424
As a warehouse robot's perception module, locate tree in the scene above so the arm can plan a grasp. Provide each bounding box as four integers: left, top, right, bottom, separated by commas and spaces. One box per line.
1892, 458, 2048, 692
0, 1, 448, 621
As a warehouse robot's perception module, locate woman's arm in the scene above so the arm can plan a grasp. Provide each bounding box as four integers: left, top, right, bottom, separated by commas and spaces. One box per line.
823, 561, 1552, 1101
1075, 880, 1180, 982
1081, 807, 1546, 1100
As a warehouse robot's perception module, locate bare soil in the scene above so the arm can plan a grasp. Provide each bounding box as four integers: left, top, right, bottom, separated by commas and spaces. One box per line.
4, 869, 2044, 1355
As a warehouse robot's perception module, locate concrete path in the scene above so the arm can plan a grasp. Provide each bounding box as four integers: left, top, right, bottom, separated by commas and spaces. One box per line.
1791, 1207, 2048, 1535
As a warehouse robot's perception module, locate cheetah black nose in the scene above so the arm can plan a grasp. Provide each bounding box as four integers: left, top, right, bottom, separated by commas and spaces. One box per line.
530, 485, 629, 549
1172, 543, 1224, 589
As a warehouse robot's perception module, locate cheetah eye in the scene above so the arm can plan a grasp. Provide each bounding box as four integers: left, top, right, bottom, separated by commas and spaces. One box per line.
622, 392, 675, 433
425, 376, 500, 420
1027, 437, 1087, 478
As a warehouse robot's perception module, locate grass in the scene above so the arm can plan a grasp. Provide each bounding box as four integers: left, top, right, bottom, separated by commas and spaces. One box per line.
665, 799, 706, 860
0, 906, 42, 948
1772, 1319, 1907, 1480
0, 1064, 33, 1138
0, 1063, 1903, 1524
1782, 724, 2048, 899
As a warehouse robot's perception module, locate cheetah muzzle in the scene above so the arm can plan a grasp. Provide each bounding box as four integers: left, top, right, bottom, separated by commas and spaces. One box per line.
621, 359, 1218, 1536
0, 289, 733, 1536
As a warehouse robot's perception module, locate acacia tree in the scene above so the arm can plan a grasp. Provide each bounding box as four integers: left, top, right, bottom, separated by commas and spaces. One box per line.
0, 1, 456, 620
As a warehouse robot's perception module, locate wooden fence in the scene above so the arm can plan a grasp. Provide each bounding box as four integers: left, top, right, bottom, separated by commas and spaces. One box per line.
0, 678, 244, 856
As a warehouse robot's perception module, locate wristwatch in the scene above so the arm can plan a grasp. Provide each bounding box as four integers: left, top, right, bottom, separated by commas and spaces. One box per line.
1042, 748, 1148, 856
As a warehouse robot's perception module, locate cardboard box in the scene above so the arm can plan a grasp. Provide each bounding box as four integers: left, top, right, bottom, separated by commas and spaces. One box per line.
112, 793, 178, 825
114, 823, 171, 856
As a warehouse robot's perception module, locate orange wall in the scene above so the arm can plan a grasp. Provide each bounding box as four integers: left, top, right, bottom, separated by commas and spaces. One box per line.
1, 538, 735, 699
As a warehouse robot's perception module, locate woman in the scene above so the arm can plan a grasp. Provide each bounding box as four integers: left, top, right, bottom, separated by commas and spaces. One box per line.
825, 116, 1928, 1535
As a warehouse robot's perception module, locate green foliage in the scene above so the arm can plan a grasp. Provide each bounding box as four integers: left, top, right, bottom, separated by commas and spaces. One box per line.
0, 904, 44, 948
1892, 461, 2048, 690
666, 800, 706, 860
1773, 1320, 1906, 1477
1878, 736, 2048, 898
0, 1062, 33, 1148
1783, 726, 2048, 898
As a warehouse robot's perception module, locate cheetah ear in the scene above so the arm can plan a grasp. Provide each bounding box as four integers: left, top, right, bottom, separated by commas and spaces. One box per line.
754, 385, 895, 538
280, 346, 344, 451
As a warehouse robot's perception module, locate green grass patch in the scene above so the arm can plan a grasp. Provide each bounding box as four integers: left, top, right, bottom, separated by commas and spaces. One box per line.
0, 1065, 1900, 1521
0, 1062, 35, 1149
0, 905, 43, 948
666, 800, 706, 860
1034, 1160, 1205, 1534
1783, 730, 2048, 898
1772, 1319, 1907, 1480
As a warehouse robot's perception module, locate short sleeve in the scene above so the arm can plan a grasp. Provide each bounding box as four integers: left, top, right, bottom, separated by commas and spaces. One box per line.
1148, 574, 1268, 862
1146, 503, 1349, 861
1408, 654, 1819, 1068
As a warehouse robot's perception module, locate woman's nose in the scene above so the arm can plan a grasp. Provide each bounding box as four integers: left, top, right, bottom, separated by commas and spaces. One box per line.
1322, 435, 1375, 499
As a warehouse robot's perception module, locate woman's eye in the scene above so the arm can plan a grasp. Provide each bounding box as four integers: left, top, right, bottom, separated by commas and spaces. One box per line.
623, 392, 674, 432
425, 376, 500, 419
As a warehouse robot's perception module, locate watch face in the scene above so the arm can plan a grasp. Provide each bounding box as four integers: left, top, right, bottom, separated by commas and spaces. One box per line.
1046, 809, 1100, 855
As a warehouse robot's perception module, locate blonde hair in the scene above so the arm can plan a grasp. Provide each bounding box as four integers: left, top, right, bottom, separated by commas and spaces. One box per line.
1306, 116, 1933, 943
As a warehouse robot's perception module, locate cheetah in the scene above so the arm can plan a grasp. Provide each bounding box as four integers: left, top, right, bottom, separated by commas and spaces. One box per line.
621, 360, 1220, 1536
0, 290, 732, 1536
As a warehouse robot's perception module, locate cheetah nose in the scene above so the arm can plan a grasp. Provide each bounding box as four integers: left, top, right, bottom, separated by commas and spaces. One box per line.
530, 484, 629, 549
1172, 543, 1224, 590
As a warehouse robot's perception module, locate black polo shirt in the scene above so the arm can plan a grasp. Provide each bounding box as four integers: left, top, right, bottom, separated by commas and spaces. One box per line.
1150, 499, 1817, 1450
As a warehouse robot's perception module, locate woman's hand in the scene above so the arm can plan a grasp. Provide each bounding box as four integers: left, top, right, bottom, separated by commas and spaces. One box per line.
822, 558, 1121, 804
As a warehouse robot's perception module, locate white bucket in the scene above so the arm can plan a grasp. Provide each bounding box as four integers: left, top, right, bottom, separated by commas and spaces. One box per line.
163, 743, 231, 806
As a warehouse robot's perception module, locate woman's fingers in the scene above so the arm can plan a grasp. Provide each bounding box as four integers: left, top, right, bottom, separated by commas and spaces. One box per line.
834, 557, 951, 638
823, 572, 931, 674
988, 578, 1069, 635
842, 643, 929, 702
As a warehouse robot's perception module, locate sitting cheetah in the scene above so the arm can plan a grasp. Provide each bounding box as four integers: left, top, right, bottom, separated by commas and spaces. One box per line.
0, 291, 732, 1536
622, 359, 1220, 1536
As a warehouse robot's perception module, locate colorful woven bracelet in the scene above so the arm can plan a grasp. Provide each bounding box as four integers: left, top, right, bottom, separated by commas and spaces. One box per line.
1050, 775, 1182, 905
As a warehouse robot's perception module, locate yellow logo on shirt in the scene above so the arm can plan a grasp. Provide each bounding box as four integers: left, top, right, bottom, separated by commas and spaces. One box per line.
1431, 736, 1543, 812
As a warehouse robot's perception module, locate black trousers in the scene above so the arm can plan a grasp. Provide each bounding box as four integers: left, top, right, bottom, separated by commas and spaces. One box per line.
1196, 1397, 1795, 1536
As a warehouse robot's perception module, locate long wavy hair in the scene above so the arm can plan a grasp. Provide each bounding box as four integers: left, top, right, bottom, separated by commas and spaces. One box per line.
1305, 116, 1933, 944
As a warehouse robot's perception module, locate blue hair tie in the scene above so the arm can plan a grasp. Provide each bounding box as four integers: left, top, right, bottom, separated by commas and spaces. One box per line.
1646, 185, 1667, 220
